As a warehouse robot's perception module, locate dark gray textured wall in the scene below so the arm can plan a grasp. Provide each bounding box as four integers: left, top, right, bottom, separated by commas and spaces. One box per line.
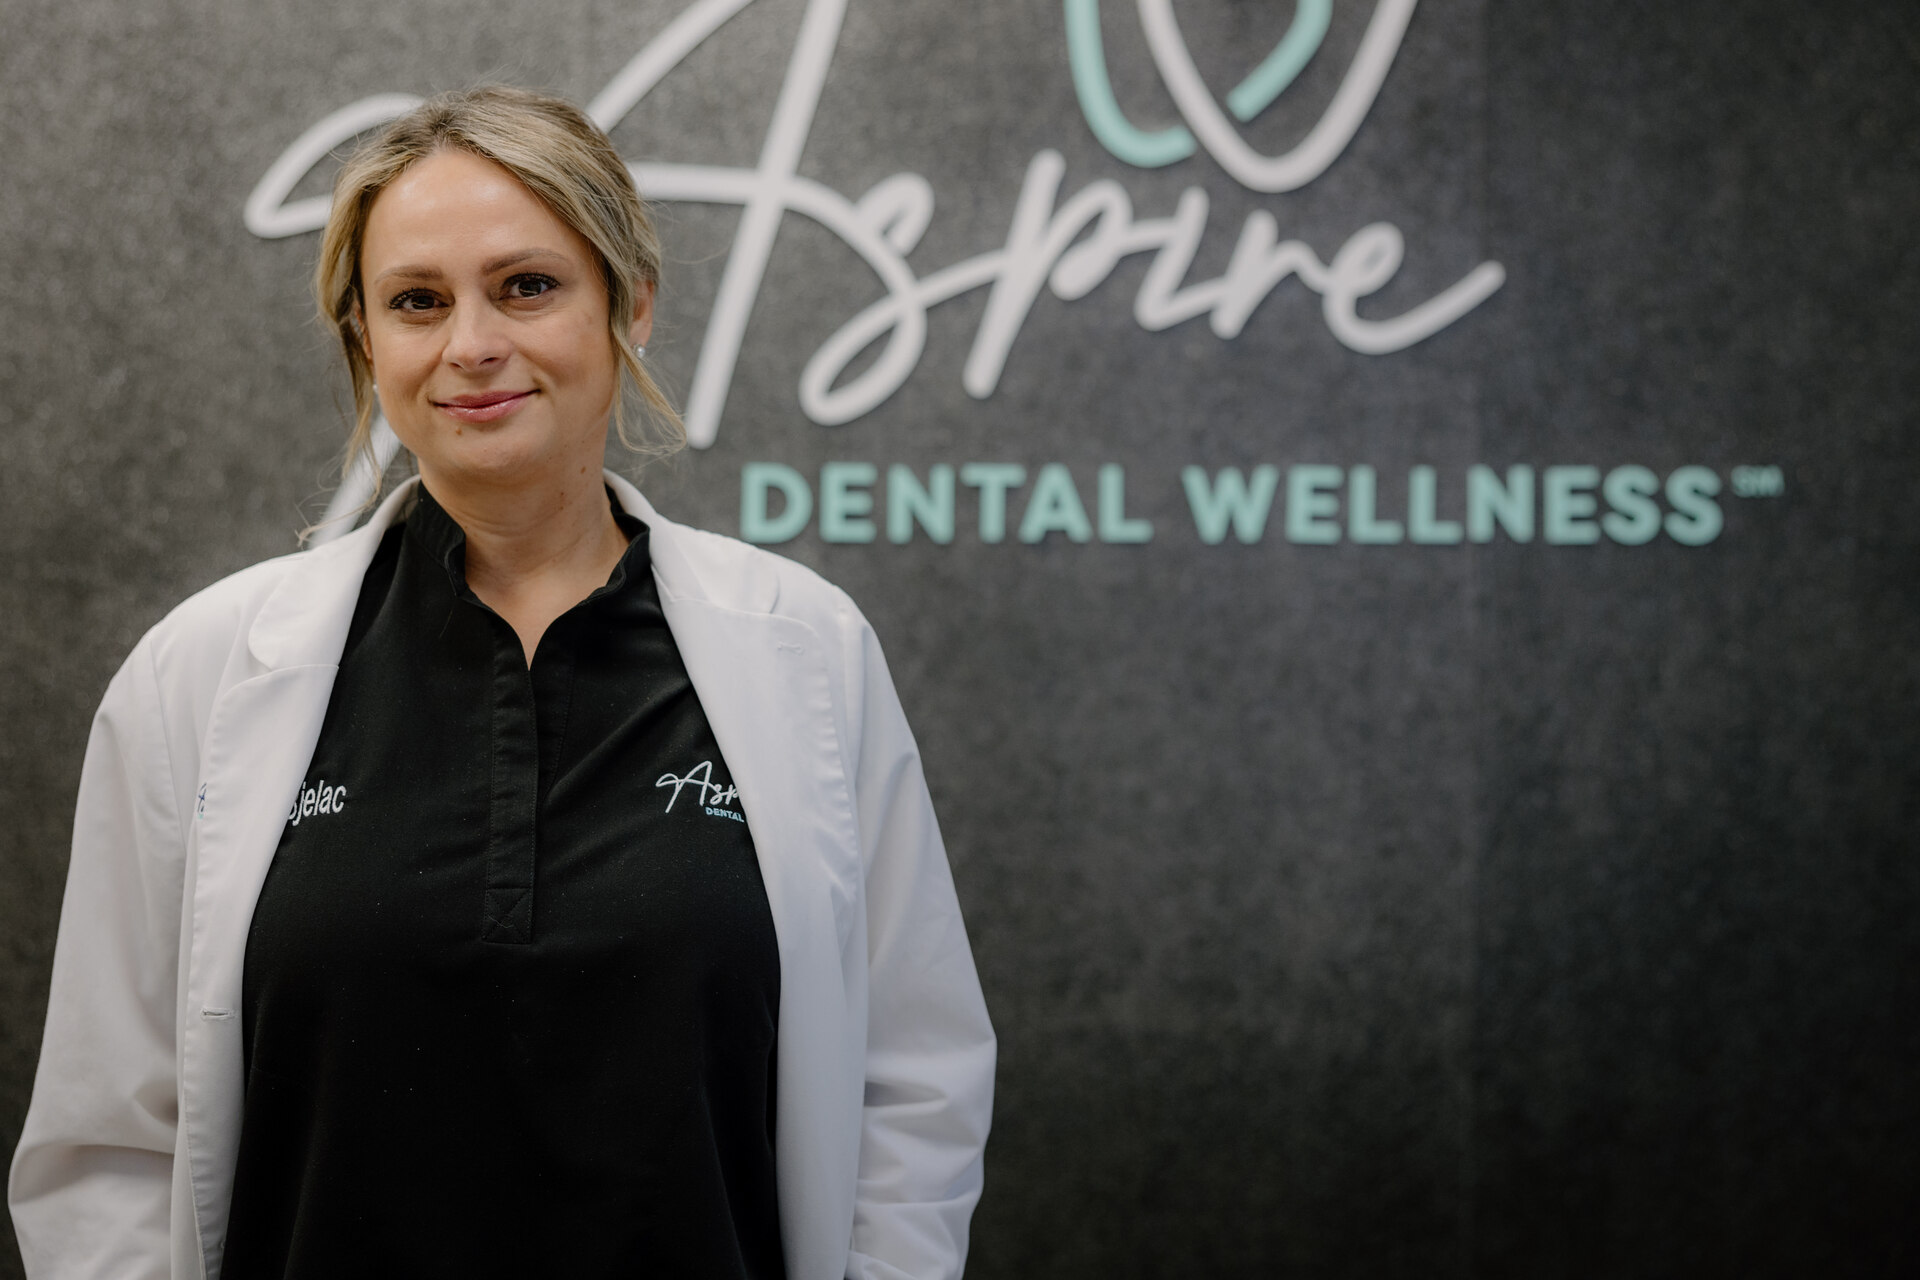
2, 1, 1915, 1275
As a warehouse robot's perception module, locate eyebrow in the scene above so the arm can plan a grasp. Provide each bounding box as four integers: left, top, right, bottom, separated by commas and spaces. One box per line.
370, 249, 569, 289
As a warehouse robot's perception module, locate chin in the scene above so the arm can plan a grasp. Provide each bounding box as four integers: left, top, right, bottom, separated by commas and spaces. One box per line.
416, 427, 594, 492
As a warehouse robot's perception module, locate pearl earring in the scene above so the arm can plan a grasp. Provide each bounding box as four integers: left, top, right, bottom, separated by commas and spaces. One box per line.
633, 343, 646, 358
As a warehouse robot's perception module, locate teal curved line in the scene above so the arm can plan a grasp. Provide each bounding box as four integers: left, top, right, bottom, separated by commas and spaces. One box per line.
1226, 0, 1330, 122
1065, 0, 1194, 168
1066, 0, 1334, 169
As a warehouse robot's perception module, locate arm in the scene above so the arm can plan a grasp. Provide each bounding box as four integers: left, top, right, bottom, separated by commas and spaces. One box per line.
839, 612, 997, 1280
8, 637, 185, 1278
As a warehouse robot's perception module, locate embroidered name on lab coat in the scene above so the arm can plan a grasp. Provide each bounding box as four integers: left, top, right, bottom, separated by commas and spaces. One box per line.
286, 778, 347, 827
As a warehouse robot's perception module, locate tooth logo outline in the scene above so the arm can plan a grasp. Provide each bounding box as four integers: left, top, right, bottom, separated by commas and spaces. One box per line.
1066, 0, 1420, 193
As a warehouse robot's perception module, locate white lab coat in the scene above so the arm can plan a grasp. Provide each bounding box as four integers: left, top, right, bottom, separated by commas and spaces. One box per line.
8, 473, 995, 1280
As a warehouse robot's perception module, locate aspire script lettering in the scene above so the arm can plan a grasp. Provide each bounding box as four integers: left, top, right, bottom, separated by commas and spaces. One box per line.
247, 0, 1502, 459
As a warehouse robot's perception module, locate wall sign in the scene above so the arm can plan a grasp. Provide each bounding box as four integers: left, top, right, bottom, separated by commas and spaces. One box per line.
246, 0, 1772, 548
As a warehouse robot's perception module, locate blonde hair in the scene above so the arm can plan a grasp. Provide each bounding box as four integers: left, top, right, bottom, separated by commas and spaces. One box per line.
314, 85, 683, 502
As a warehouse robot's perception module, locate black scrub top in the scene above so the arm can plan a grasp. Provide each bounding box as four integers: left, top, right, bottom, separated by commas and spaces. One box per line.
223, 486, 785, 1280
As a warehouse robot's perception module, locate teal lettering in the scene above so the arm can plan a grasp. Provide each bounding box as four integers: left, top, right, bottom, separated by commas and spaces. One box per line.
820, 462, 878, 543
1097, 464, 1153, 543
1664, 466, 1723, 545
1408, 465, 1462, 544
1468, 464, 1534, 543
1601, 464, 1661, 545
741, 462, 812, 544
1347, 465, 1403, 544
1019, 464, 1093, 544
887, 464, 956, 544
1181, 465, 1277, 544
1544, 465, 1601, 544
1285, 465, 1343, 544
960, 463, 1027, 543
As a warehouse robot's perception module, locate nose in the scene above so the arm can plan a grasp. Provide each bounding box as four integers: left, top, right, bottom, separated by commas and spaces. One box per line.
441, 297, 512, 372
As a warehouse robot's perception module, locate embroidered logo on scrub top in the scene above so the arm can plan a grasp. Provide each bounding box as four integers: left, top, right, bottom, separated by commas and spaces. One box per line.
286, 778, 347, 827
655, 760, 746, 823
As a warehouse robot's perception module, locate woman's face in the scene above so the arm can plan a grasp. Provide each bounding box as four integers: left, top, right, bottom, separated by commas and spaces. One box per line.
356, 147, 652, 496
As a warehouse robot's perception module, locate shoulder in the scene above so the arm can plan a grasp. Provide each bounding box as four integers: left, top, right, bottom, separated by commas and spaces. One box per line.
613, 469, 867, 640
643, 516, 902, 761
149, 549, 305, 649
132, 525, 372, 716
73, 548, 312, 804
142, 538, 329, 658
649, 515, 868, 640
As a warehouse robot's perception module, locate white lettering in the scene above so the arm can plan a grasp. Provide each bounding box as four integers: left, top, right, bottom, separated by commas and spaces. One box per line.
250, 0, 1504, 470
656, 760, 716, 812
657, 763, 742, 814
286, 778, 348, 826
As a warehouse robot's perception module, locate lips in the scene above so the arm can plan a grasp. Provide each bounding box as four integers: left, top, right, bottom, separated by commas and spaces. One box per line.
432, 389, 536, 424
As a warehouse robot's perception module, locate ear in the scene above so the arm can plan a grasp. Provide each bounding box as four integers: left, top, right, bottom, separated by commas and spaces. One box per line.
350, 300, 374, 366
628, 279, 656, 350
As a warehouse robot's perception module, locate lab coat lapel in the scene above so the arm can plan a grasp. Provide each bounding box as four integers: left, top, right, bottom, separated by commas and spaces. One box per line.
616, 475, 865, 1280
179, 666, 336, 1269
650, 593, 859, 952
610, 471, 861, 969
179, 481, 414, 1271
653, 597, 865, 1280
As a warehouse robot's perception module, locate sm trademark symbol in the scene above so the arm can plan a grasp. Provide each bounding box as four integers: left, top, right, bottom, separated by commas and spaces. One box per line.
1731, 466, 1785, 497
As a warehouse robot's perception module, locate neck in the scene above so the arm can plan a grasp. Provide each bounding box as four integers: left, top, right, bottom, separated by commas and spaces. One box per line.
419, 463, 630, 660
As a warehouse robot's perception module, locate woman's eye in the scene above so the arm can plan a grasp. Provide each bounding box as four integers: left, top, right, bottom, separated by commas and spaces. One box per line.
387, 290, 440, 313
506, 274, 558, 300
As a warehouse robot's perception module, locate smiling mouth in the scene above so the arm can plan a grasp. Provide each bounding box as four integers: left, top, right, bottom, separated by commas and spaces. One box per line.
433, 390, 536, 423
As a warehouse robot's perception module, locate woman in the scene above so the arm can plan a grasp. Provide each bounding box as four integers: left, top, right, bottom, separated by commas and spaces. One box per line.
8, 86, 994, 1279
